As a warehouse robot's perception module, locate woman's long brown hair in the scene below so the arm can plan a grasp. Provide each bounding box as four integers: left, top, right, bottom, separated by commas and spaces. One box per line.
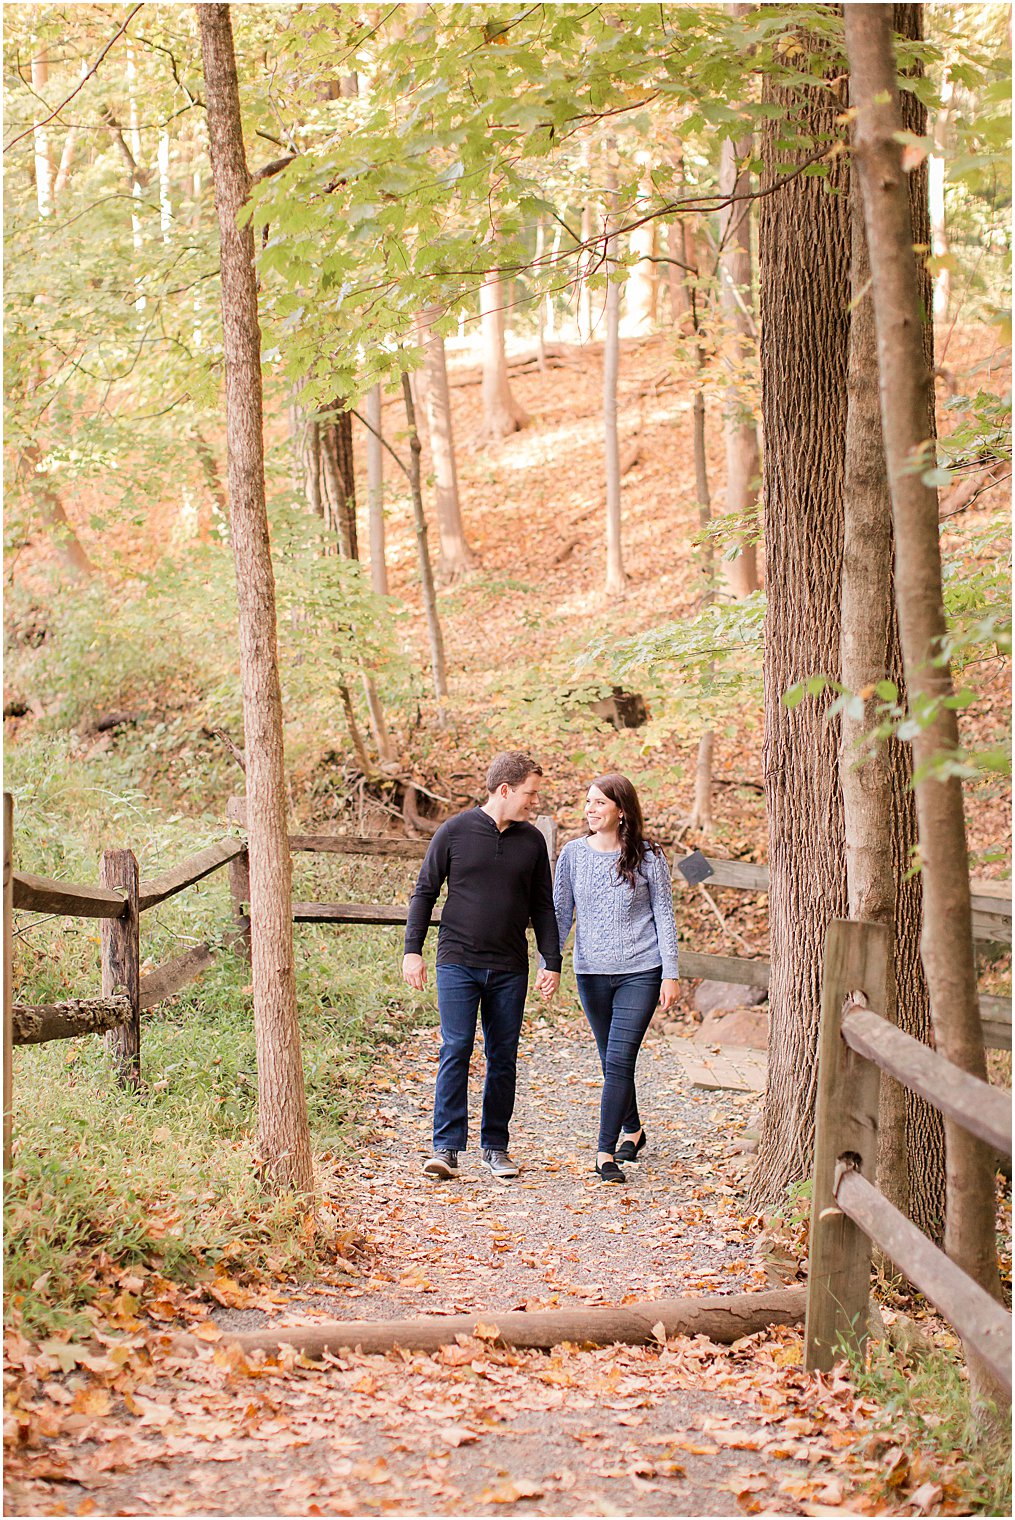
589, 773, 662, 888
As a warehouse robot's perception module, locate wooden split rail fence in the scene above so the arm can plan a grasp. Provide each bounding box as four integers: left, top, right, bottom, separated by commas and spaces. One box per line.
804, 919, 1012, 1395
4, 791, 1012, 1167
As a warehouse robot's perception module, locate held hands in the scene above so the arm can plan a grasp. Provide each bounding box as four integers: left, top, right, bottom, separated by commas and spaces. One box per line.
535, 968, 560, 1003
658, 978, 679, 1012
402, 953, 427, 991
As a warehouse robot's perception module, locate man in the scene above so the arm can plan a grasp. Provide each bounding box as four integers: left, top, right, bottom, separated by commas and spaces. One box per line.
403, 751, 561, 1181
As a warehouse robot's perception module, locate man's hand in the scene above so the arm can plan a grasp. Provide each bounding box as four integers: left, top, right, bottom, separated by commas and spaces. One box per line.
658, 978, 679, 1012
535, 968, 560, 1002
402, 953, 427, 990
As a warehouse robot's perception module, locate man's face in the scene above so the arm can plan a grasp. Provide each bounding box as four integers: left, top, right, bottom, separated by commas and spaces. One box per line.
502, 773, 542, 823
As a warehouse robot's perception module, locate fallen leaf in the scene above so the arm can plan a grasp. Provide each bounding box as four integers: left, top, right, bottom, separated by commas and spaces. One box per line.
480, 1479, 545, 1503
192, 1322, 224, 1342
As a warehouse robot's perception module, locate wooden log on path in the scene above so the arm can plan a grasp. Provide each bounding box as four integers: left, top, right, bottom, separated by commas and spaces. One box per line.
12, 995, 131, 1045
180, 1286, 806, 1361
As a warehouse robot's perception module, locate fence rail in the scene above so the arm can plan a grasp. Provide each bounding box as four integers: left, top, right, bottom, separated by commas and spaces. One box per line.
804, 919, 1012, 1395
4, 794, 1012, 1135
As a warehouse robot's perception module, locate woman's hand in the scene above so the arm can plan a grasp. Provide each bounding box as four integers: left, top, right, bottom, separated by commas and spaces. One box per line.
658, 978, 679, 1012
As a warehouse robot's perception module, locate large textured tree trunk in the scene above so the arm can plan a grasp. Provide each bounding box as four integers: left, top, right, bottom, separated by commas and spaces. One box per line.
198, 1, 313, 1199
748, 35, 851, 1208
718, 69, 760, 599
845, 3, 1004, 1409
416, 307, 477, 581
841, 3, 944, 1243
479, 274, 528, 439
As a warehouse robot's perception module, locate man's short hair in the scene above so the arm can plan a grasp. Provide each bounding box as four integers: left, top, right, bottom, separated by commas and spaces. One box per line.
486, 751, 543, 793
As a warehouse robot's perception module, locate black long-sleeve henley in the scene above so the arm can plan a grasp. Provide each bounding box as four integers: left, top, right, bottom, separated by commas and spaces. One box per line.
404, 808, 562, 973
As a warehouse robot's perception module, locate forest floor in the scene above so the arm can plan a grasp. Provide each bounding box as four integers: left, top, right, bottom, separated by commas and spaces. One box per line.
4, 1004, 1001, 1518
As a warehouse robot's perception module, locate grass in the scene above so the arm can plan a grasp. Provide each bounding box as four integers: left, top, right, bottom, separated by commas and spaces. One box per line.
848, 1329, 1013, 1516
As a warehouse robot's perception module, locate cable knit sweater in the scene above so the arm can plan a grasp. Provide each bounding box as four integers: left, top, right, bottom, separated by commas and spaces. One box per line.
551, 837, 679, 979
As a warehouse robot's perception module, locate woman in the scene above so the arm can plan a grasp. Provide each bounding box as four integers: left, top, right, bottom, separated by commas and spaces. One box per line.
553, 774, 679, 1183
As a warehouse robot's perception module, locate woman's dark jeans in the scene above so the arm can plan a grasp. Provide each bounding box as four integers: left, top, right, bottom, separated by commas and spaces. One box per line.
576, 968, 662, 1154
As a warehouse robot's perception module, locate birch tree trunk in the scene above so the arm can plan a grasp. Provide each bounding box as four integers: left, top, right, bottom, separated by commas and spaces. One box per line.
416, 307, 477, 581
479, 273, 528, 439
718, 73, 760, 599
748, 38, 850, 1207
198, 0, 313, 1198
31, 52, 53, 218
845, 4, 1004, 1409
841, 2, 943, 1243
929, 73, 953, 323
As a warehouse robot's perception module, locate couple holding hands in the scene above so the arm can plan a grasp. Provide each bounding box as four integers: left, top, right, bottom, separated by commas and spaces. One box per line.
401, 750, 680, 1186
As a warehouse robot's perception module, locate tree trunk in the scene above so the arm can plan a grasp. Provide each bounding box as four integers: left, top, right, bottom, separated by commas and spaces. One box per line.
841, 2, 944, 1245
625, 206, 656, 335
416, 307, 477, 581
929, 74, 953, 323
603, 151, 626, 597
18, 442, 95, 577
402, 371, 448, 719
578, 203, 593, 339
479, 273, 528, 439
320, 404, 357, 559
845, 3, 1004, 1409
198, 1, 313, 1199
365, 384, 388, 595
685, 303, 715, 835
718, 69, 760, 599
31, 52, 53, 218
748, 36, 851, 1208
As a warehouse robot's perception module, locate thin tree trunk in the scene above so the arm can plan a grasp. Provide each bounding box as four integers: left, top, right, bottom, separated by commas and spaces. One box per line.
845, 4, 1004, 1409
18, 443, 95, 577
402, 371, 448, 720
578, 204, 593, 339
416, 307, 477, 581
365, 384, 388, 595
603, 151, 626, 597
479, 272, 528, 438
31, 52, 53, 218
929, 74, 953, 323
198, 1, 313, 1199
748, 37, 851, 1208
718, 63, 760, 599
53, 124, 78, 202
686, 308, 715, 834
625, 198, 656, 335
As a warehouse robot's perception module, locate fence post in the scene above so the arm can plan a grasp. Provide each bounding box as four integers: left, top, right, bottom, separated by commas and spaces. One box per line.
100, 849, 141, 1089
4, 794, 13, 1170
226, 795, 251, 961
804, 918, 891, 1372
535, 814, 558, 878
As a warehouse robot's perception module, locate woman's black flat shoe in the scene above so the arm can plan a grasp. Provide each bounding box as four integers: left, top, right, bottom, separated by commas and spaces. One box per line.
595, 1159, 626, 1184
615, 1130, 647, 1164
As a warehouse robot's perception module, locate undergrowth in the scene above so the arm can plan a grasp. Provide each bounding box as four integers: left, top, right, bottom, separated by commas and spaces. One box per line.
850, 1333, 1013, 1517
4, 762, 438, 1339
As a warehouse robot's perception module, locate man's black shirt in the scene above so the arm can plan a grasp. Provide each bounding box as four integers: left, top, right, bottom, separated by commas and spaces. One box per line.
404, 807, 562, 973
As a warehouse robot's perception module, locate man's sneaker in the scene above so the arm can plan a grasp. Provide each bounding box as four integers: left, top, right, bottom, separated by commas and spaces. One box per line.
481, 1148, 520, 1180
422, 1150, 459, 1180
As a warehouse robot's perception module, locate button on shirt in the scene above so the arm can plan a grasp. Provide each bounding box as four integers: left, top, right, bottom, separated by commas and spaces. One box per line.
404, 808, 562, 973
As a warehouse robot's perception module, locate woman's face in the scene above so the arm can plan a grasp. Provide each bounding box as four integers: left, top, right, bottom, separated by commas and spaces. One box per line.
585, 784, 622, 835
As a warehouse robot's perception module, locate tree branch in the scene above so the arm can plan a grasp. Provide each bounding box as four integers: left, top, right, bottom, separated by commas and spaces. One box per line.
4, 6, 144, 153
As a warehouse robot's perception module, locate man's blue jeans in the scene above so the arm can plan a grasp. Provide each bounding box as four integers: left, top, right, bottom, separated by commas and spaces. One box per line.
576, 968, 662, 1154
432, 964, 529, 1152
